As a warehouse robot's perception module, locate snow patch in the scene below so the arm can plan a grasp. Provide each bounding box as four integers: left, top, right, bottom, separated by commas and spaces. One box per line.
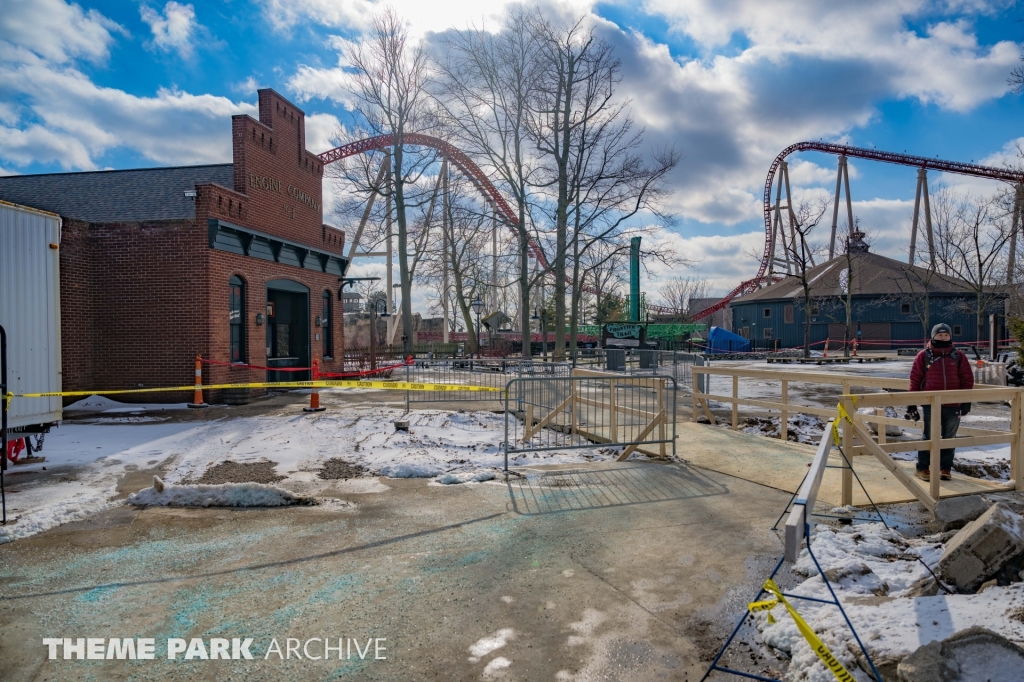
436, 469, 498, 485
468, 628, 515, 662
127, 482, 317, 507
64, 395, 190, 413
754, 522, 1024, 681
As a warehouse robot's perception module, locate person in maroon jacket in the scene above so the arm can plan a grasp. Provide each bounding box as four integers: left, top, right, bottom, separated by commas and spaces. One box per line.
907, 323, 974, 481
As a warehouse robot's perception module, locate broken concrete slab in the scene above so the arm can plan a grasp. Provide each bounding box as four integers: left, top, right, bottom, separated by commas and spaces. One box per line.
897, 627, 1024, 682
933, 495, 989, 532
938, 502, 1024, 592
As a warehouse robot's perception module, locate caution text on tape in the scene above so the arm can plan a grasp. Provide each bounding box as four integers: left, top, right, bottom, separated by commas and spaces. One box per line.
13, 380, 503, 399
748, 579, 856, 682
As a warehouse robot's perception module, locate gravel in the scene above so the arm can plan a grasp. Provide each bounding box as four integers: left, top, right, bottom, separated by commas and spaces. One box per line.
192, 460, 286, 485
317, 458, 368, 480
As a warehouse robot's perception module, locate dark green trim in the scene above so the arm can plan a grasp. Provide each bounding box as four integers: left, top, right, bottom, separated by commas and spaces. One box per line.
207, 219, 349, 275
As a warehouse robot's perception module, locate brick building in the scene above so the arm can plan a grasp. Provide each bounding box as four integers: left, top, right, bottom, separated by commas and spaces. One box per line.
0, 89, 349, 402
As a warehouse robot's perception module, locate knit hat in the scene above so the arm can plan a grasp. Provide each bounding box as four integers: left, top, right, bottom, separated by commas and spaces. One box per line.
931, 323, 952, 338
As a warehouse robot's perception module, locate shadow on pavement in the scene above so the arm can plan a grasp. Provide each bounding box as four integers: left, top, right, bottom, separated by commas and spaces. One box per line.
505, 462, 728, 515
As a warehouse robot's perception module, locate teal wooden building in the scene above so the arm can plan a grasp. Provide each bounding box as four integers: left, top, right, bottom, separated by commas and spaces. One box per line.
729, 242, 1007, 352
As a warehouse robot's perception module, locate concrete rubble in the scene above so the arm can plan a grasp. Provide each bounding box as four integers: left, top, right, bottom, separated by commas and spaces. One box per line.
932, 495, 989, 532
938, 502, 1024, 592
897, 627, 1024, 682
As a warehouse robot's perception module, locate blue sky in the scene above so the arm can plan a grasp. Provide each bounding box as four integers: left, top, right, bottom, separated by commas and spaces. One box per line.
1, 0, 1022, 301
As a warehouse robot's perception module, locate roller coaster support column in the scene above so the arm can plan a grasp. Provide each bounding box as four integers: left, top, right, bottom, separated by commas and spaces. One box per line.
829, 155, 854, 260
909, 168, 936, 269
1008, 183, 1024, 285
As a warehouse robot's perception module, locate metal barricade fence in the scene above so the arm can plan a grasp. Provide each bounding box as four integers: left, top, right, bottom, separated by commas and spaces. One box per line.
502, 371, 677, 470
404, 358, 572, 405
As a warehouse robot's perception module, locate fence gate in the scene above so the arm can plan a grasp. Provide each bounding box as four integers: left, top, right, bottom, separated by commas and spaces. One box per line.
503, 369, 677, 470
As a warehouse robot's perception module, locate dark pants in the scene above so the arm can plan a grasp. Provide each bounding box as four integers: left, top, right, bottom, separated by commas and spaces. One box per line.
917, 405, 960, 472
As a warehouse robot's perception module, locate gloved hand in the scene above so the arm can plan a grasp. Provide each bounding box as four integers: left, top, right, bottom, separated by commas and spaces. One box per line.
959, 402, 971, 416
905, 405, 921, 422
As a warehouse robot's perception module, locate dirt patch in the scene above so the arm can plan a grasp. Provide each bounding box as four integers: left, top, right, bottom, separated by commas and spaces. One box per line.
317, 458, 368, 480
954, 459, 1011, 481
194, 460, 285, 485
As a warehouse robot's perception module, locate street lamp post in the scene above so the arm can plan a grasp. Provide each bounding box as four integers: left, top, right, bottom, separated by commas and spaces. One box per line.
471, 297, 484, 358
532, 307, 548, 360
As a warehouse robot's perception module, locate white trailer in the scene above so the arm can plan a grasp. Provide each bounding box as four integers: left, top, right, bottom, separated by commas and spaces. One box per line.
0, 200, 62, 432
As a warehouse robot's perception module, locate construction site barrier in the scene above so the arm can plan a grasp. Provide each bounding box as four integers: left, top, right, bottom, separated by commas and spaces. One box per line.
8, 380, 503, 401
201, 356, 414, 377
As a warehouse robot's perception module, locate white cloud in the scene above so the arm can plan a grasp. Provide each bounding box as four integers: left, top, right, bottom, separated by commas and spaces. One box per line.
0, 51, 255, 169
0, 0, 125, 64
259, 0, 593, 39
140, 1, 200, 59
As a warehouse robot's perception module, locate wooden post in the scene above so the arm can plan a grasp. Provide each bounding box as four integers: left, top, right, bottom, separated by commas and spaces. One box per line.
930, 394, 942, 500
780, 379, 789, 442
841, 382, 852, 505
658, 378, 666, 458
609, 379, 617, 442
731, 374, 739, 430
571, 382, 578, 436
525, 404, 533, 443
1014, 391, 1023, 491
692, 370, 699, 423
876, 407, 886, 445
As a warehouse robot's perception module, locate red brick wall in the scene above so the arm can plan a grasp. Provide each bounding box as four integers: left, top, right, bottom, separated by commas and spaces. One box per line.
57, 87, 350, 404
59, 218, 209, 402
59, 218, 97, 393
230, 89, 329, 246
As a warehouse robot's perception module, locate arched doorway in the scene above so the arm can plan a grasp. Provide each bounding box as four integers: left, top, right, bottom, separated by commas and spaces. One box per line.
265, 279, 310, 382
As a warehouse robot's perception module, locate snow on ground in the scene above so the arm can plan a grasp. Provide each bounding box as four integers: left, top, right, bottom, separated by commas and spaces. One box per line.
753, 522, 1024, 681
127, 481, 316, 507
0, 405, 625, 544
64, 395, 191, 413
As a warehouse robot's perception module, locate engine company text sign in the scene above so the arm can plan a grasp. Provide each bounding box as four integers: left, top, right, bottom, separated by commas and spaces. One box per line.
603, 323, 645, 347
249, 173, 322, 213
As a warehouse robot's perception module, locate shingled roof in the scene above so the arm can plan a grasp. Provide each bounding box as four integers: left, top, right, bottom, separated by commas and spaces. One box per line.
735, 251, 979, 303
0, 164, 233, 223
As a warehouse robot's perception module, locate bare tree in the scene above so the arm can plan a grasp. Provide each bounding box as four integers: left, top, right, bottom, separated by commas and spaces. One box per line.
433, 7, 545, 355
778, 198, 831, 357
528, 16, 679, 359
934, 190, 1012, 343
346, 9, 435, 354
657, 276, 711, 321
527, 17, 606, 360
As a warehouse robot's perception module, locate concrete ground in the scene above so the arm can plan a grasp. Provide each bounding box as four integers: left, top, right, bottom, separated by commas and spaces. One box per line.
0, 455, 790, 681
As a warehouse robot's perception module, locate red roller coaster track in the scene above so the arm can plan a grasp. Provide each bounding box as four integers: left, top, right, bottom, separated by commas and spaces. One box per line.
661, 142, 1024, 322
319, 135, 1024, 325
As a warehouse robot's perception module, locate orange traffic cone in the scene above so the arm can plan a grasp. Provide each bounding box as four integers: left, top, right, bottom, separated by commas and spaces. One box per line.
304, 358, 326, 412
188, 354, 208, 408
823, 339, 829, 358
852, 338, 858, 356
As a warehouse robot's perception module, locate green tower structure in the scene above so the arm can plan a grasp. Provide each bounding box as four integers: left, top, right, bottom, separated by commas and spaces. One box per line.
629, 236, 641, 322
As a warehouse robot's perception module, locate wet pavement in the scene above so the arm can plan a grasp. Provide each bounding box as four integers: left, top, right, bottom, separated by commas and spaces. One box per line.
0, 460, 790, 681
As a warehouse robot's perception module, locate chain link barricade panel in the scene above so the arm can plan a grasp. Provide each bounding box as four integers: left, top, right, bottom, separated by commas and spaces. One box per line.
503, 375, 677, 470
404, 359, 572, 405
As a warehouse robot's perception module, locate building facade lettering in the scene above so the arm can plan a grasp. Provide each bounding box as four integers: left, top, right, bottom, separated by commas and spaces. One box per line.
249, 173, 322, 213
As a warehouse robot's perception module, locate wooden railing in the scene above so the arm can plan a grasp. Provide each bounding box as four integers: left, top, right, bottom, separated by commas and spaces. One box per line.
692, 366, 1023, 512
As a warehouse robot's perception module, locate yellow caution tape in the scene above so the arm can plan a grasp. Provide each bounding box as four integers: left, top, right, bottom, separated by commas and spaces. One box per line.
832, 397, 858, 446
13, 380, 503, 399
748, 579, 856, 682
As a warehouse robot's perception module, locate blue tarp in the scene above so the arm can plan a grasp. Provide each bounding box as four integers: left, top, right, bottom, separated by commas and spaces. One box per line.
707, 326, 751, 354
